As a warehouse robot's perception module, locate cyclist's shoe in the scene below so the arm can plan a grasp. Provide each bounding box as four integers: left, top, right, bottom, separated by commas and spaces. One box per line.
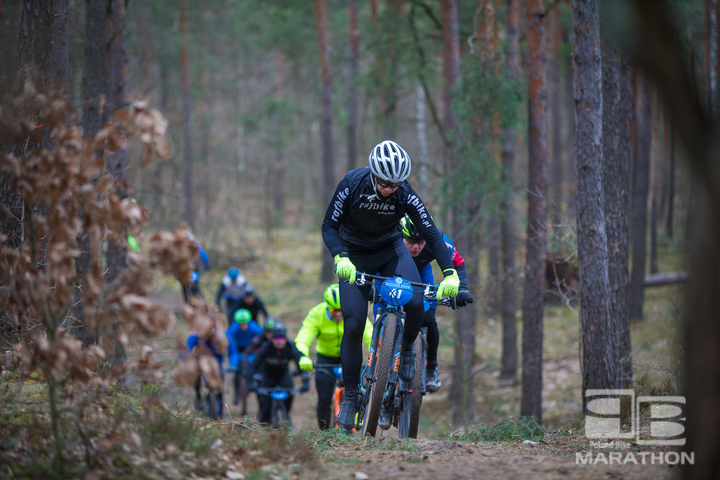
426, 366, 442, 393
399, 343, 416, 383
337, 389, 358, 431
378, 404, 392, 430
194, 394, 202, 411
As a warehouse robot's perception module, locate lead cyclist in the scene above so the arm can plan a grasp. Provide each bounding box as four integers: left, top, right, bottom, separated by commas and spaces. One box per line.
321, 140, 460, 430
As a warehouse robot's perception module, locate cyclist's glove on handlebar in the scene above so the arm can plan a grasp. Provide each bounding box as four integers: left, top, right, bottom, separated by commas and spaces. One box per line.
437, 269, 460, 300
456, 287, 472, 307
299, 356, 314, 371
334, 253, 357, 283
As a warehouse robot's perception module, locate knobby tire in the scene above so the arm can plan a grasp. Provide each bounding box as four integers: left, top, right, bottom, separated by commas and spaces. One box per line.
206, 390, 222, 420
273, 401, 289, 429
362, 313, 397, 437
407, 333, 423, 438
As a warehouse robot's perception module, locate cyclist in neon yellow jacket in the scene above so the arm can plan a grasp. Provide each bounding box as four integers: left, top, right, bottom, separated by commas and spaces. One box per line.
294, 284, 373, 430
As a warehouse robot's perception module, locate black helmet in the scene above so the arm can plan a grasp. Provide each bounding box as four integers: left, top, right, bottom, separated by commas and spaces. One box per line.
400, 215, 422, 239
244, 284, 256, 297
264, 317, 279, 331
269, 323, 287, 338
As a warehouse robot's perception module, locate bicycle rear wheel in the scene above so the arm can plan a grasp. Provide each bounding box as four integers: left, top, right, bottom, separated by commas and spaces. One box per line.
205, 390, 223, 420
273, 401, 289, 429
361, 313, 397, 437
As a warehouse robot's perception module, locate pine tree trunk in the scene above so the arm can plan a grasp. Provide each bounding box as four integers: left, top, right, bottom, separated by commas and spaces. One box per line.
521, 0, 548, 423
549, 6, 563, 229
49, 0, 69, 90
602, 44, 633, 388
666, 126, 675, 237
573, 0, 613, 402
16, 0, 54, 78
629, 72, 652, 320
314, 0, 336, 283
499, 0, 519, 382
486, 216, 499, 316
180, 0, 194, 230
273, 46, 285, 217
346, 0, 359, 172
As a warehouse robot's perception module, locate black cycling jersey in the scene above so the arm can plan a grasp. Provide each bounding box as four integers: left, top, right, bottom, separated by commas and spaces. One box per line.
250, 339, 303, 379
322, 167, 455, 273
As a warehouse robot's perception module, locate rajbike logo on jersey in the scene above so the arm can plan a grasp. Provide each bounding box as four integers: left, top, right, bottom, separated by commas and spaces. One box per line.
330, 188, 350, 222
359, 194, 395, 213
407, 195, 432, 228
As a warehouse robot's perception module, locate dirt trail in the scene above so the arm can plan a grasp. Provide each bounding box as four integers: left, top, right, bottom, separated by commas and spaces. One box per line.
145, 293, 680, 480
317, 438, 679, 480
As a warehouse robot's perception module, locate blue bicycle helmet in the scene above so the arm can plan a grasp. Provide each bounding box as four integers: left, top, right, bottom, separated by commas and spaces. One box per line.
228, 267, 240, 280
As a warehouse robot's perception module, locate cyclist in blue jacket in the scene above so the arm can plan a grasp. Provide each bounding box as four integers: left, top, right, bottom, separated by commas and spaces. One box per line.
226, 309, 264, 404
182, 233, 211, 302
182, 322, 237, 410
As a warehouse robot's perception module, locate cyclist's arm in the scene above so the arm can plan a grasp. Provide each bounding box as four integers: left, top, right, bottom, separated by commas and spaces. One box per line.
250, 342, 270, 376
443, 233, 468, 287
197, 243, 210, 270
215, 282, 225, 306
249, 321, 264, 338
294, 304, 323, 357
321, 177, 351, 257
186, 334, 200, 352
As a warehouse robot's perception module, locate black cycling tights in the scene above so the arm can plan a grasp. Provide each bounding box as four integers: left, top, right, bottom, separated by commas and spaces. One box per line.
339, 238, 423, 390
423, 307, 439, 369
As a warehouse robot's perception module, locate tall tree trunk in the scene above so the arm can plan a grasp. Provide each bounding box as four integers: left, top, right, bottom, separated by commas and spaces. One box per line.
521, 0, 548, 423
105, 0, 129, 370
649, 94, 661, 275
16, 0, 53, 78
346, 0, 359, 172
562, 23, 576, 221
441, 0, 472, 425
602, 42, 633, 388
416, 84, 430, 195
382, 0, 400, 139
486, 216, 499, 316
574, 0, 613, 401
499, 0, 519, 383
49, 0, 69, 90
180, 0, 194, 230
549, 5, 563, 229
314, 0, 336, 283
273, 45, 285, 217
629, 72, 651, 320
666, 125, 675, 238
76, 0, 107, 347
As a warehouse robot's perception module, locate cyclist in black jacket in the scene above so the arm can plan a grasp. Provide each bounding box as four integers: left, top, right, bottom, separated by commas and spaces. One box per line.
322, 140, 460, 429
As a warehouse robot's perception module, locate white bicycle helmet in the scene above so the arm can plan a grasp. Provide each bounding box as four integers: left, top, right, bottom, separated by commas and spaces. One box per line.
368, 140, 411, 183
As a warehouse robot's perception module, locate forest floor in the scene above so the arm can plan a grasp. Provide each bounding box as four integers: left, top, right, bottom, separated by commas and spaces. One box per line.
0, 227, 686, 479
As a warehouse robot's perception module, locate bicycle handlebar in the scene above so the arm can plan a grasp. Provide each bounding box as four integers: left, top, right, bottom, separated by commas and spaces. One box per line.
354, 272, 473, 309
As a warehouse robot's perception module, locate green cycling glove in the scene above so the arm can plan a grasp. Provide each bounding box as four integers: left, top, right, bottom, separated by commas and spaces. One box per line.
299, 356, 314, 371
437, 268, 460, 300
334, 253, 357, 283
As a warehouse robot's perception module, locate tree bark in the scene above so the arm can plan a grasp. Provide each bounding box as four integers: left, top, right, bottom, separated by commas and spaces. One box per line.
49, 0, 69, 90
629, 71, 652, 320
499, 0, 519, 383
666, 125, 675, 237
486, 215, 499, 316
346, 0, 359, 172
16, 0, 54, 78
314, 0, 336, 283
602, 43, 633, 389
549, 5, 563, 229
521, 0, 548, 424
180, 0, 194, 230
273, 45, 285, 217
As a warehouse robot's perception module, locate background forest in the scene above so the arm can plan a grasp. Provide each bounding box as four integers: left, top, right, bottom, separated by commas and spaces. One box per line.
1, 0, 719, 479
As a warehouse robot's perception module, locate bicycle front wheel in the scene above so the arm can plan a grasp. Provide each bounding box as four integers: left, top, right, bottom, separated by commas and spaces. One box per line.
402, 333, 424, 439
205, 390, 223, 420
361, 313, 397, 437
